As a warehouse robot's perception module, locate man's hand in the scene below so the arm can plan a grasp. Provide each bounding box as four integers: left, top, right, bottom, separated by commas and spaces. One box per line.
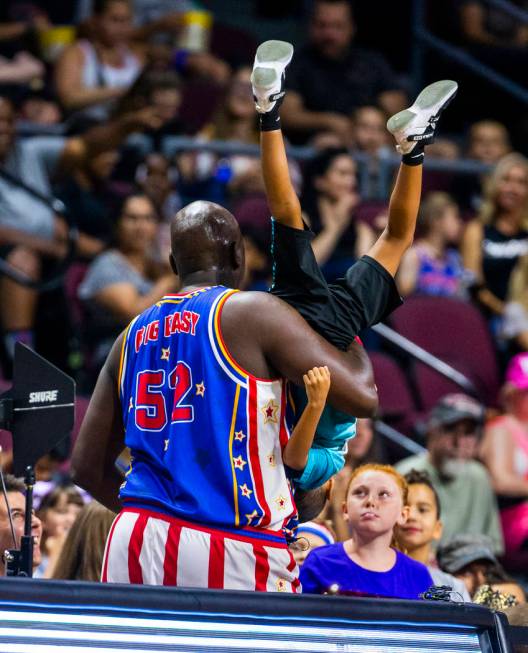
304, 366, 331, 410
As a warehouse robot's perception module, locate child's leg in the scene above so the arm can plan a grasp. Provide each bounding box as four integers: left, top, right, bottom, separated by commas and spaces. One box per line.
252, 40, 303, 231
367, 80, 458, 278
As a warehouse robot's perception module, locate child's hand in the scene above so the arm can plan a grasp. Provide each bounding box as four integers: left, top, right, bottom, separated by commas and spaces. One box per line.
303, 366, 331, 409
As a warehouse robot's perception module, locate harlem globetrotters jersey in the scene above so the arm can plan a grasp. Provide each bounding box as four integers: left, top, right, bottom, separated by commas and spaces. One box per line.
118, 286, 296, 543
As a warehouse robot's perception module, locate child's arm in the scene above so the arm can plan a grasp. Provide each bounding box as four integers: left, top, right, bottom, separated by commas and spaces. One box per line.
260, 129, 303, 230
282, 366, 331, 470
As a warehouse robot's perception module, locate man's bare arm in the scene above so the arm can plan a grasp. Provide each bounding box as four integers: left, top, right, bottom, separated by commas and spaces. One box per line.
222, 292, 377, 417
70, 332, 126, 511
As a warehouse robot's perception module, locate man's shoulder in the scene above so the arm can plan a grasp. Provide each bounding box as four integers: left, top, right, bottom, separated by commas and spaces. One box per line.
463, 459, 492, 481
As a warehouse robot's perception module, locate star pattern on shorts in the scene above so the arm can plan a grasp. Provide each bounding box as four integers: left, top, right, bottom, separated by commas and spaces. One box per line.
261, 399, 279, 424
233, 455, 247, 471
276, 578, 288, 592
245, 509, 259, 525
234, 429, 246, 442
275, 494, 288, 511
164, 439, 169, 452
267, 452, 276, 467
240, 483, 253, 499
195, 381, 205, 397
161, 347, 170, 361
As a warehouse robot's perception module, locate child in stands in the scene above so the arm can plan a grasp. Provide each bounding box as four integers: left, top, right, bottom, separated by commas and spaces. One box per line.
300, 464, 433, 598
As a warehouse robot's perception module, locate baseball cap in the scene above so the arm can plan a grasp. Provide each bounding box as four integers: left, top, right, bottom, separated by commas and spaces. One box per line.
504, 353, 528, 391
428, 393, 484, 429
437, 534, 498, 574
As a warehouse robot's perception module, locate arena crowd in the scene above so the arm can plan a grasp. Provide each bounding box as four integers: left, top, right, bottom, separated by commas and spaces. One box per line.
0, 0, 527, 618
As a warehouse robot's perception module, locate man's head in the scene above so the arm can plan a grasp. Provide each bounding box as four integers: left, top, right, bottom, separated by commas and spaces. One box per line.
0, 97, 15, 163
0, 475, 42, 574
425, 394, 484, 476
468, 120, 511, 165
352, 106, 388, 155
437, 534, 500, 596
310, 0, 355, 60
170, 201, 245, 288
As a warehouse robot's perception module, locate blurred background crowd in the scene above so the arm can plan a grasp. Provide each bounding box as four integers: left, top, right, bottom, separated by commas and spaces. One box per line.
1, 0, 528, 614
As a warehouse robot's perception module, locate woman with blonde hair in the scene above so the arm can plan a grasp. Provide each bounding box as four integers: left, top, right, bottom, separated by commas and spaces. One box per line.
52, 501, 116, 582
462, 153, 528, 320
299, 463, 433, 597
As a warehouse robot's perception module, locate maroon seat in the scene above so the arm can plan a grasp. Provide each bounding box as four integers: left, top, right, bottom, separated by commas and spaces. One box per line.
369, 351, 420, 435
390, 296, 500, 407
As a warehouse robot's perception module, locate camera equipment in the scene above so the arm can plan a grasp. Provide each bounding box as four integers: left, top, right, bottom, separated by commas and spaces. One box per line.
0, 343, 75, 576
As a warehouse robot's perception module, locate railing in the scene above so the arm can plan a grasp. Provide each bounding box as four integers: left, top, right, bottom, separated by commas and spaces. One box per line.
411, 0, 528, 103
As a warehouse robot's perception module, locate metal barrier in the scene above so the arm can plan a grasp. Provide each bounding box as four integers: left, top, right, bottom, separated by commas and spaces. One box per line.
411, 0, 528, 104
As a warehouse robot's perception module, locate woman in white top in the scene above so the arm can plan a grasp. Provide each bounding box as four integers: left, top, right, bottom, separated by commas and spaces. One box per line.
55, 0, 143, 120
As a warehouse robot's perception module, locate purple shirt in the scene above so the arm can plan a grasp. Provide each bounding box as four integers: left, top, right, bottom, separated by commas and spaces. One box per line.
300, 543, 433, 599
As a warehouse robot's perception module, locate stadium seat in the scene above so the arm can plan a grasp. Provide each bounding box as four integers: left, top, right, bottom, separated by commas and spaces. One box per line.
369, 351, 420, 435
390, 296, 500, 407
180, 80, 224, 134
233, 193, 270, 231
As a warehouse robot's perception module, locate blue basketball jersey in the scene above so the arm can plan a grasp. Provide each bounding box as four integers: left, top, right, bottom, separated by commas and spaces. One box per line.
118, 286, 296, 542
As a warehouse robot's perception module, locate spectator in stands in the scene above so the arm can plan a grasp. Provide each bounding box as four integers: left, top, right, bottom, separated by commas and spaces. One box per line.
395, 469, 471, 601
396, 394, 504, 553
502, 254, 528, 351
323, 418, 387, 541
455, 120, 512, 215
78, 0, 231, 84
190, 66, 263, 202
56, 149, 121, 259
0, 51, 45, 86
351, 106, 389, 156
300, 464, 433, 598
292, 520, 336, 566
438, 534, 525, 604
458, 1, 528, 48
301, 147, 375, 276
280, 0, 406, 143
240, 225, 270, 291
78, 192, 176, 365
480, 353, 528, 559
18, 92, 63, 126
54, 0, 144, 123
0, 94, 165, 360
397, 192, 470, 298
462, 153, 528, 324
467, 121, 512, 166
34, 485, 84, 578
52, 501, 116, 582
0, 474, 42, 576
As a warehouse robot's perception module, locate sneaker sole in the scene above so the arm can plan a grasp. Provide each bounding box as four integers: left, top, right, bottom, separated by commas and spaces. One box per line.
251, 40, 294, 89
387, 80, 458, 134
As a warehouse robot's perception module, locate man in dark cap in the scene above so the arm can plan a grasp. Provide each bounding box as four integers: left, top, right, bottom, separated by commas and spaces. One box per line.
396, 394, 503, 553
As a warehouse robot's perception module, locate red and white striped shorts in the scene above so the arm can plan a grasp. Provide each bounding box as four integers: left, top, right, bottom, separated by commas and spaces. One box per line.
101, 507, 301, 593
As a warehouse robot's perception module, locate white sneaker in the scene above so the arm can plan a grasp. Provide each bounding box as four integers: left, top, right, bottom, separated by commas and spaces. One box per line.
386, 80, 458, 155
251, 40, 294, 114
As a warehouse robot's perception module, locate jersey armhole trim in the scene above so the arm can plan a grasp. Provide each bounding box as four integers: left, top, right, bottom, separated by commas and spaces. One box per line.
214, 290, 281, 384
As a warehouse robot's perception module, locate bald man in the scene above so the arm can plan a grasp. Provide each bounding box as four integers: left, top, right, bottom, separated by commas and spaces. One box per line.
72, 201, 377, 592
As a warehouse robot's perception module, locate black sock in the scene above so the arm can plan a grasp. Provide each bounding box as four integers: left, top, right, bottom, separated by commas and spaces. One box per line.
259, 111, 281, 132
402, 142, 425, 166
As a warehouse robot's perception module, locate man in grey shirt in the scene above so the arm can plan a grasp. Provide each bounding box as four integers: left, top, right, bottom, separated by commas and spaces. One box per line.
396, 393, 504, 554
0, 95, 165, 358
